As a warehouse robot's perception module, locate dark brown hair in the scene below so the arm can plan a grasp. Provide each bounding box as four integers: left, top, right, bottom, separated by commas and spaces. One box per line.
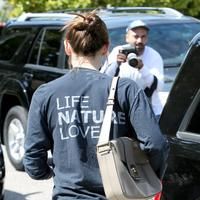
64, 11, 109, 56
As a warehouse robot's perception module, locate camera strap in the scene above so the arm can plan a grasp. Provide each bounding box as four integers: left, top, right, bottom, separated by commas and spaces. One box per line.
114, 62, 121, 76
144, 75, 158, 98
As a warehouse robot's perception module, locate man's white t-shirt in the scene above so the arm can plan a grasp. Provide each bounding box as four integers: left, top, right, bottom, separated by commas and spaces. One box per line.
101, 45, 164, 116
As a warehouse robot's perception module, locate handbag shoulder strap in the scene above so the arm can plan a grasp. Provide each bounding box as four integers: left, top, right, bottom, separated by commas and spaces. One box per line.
97, 76, 119, 146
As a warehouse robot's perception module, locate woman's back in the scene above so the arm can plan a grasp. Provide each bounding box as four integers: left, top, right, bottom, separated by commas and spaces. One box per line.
23, 11, 169, 200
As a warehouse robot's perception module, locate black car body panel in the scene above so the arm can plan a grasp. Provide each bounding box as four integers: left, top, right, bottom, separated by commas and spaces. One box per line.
160, 36, 200, 136
160, 33, 200, 200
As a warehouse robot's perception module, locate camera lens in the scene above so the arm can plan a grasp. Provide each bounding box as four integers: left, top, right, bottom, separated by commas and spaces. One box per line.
127, 53, 138, 67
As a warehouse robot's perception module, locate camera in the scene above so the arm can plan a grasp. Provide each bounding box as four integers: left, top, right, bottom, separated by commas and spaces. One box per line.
120, 44, 137, 56
127, 53, 138, 68
119, 44, 139, 68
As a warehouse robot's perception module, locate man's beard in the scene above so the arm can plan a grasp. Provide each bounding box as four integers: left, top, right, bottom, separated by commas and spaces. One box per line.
135, 43, 145, 55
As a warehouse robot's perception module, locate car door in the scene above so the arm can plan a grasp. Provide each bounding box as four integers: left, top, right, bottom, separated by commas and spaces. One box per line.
24, 26, 68, 93
160, 33, 200, 200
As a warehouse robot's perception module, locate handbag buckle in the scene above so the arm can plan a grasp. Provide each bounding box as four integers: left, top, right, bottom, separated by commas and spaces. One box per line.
107, 99, 114, 105
130, 164, 142, 180
97, 143, 111, 154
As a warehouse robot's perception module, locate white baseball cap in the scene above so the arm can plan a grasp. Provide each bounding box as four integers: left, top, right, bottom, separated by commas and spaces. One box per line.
126, 20, 149, 32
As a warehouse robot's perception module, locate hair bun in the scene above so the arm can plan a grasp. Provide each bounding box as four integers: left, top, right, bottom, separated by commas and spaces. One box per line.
64, 12, 109, 56
74, 15, 96, 32
85, 15, 95, 25
85, 15, 96, 32
75, 22, 87, 31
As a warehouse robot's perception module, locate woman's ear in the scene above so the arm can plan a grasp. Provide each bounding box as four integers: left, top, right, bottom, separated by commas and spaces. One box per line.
101, 43, 109, 55
64, 40, 72, 56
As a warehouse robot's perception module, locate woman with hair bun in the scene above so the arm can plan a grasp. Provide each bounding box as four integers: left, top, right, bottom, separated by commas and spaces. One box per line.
23, 12, 169, 200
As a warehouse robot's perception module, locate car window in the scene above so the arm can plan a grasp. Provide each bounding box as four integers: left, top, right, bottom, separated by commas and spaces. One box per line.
0, 28, 33, 61
108, 27, 126, 51
187, 104, 200, 134
29, 28, 63, 68
148, 22, 200, 67
108, 22, 200, 68
108, 22, 200, 95
177, 89, 200, 142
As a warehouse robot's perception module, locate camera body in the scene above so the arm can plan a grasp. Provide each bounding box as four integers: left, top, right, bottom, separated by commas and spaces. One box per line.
120, 44, 137, 56
119, 44, 139, 68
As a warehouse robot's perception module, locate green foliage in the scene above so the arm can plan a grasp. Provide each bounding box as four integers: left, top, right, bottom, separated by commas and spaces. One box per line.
3, 0, 200, 20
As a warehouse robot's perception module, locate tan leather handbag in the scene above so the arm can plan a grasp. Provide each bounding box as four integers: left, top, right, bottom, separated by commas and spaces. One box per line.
97, 77, 162, 200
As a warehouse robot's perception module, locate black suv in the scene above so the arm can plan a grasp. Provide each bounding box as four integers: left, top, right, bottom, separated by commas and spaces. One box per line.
0, 7, 200, 197
159, 32, 200, 200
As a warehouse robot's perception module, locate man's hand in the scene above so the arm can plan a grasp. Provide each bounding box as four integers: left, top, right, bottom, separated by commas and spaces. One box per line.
117, 52, 127, 64
117, 51, 143, 70
135, 58, 143, 70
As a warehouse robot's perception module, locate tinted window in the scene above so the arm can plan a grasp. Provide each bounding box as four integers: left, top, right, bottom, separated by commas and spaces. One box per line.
108, 27, 126, 50
149, 22, 200, 67
187, 103, 200, 133
108, 22, 200, 93
29, 28, 63, 68
184, 91, 200, 134
177, 90, 200, 142
0, 28, 33, 61
108, 22, 200, 67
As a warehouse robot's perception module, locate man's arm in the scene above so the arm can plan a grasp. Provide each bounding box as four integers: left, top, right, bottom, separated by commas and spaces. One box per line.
139, 48, 164, 92
101, 46, 124, 76
101, 61, 119, 76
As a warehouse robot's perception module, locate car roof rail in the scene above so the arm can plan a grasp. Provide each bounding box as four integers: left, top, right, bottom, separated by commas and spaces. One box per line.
14, 6, 184, 22
47, 7, 101, 13
14, 8, 104, 22
44, 7, 184, 17
16, 12, 73, 22
106, 6, 184, 17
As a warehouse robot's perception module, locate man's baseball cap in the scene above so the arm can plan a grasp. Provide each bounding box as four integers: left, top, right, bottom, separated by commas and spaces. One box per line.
126, 20, 150, 32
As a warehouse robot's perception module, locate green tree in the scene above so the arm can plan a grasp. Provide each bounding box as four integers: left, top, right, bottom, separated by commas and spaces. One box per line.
3, 0, 200, 20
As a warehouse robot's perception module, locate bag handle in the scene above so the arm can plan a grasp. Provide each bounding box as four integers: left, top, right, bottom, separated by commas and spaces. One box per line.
97, 76, 119, 146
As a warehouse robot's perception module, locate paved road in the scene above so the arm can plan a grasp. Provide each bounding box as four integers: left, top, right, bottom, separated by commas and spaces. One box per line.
2, 146, 53, 200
